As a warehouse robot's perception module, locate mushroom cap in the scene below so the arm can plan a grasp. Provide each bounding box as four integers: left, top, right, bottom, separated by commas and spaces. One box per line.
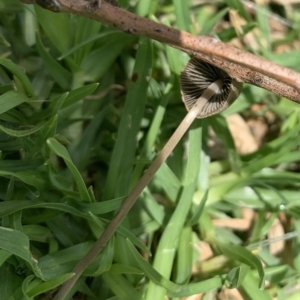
180, 57, 243, 118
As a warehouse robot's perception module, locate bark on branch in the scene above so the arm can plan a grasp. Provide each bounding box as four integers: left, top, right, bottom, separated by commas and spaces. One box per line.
20, 0, 300, 102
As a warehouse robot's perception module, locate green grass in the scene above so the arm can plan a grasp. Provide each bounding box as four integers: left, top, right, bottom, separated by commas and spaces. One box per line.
0, 0, 300, 299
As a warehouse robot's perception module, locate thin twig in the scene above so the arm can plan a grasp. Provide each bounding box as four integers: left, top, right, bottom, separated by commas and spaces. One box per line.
20, 0, 300, 102
53, 80, 223, 299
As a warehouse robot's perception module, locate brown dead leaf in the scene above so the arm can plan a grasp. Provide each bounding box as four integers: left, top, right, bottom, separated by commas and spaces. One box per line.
227, 114, 259, 155
181, 294, 203, 300
242, 208, 255, 222
212, 218, 251, 231
193, 241, 214, 262
218, 286, 244, 300
229, 9, 245, 36
273, 0, 300, 4
208, 114, 260, 159
246, 118, 268, 145
268, 218, 285, 254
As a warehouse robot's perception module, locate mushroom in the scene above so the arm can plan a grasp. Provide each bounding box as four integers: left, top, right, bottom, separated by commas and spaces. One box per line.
56, 58, 244, 298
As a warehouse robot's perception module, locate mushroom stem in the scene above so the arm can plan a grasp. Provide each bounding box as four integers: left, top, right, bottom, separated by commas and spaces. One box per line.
54, 80, 223, 300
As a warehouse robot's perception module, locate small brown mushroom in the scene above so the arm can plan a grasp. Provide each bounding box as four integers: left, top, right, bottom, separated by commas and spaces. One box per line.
180, 57, 243, 118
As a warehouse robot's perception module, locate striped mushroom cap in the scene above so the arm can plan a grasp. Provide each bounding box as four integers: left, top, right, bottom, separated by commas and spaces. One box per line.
180, 57, 243, 118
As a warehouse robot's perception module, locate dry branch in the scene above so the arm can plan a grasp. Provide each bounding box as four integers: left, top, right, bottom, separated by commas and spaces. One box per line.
20, 0, 300, 102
